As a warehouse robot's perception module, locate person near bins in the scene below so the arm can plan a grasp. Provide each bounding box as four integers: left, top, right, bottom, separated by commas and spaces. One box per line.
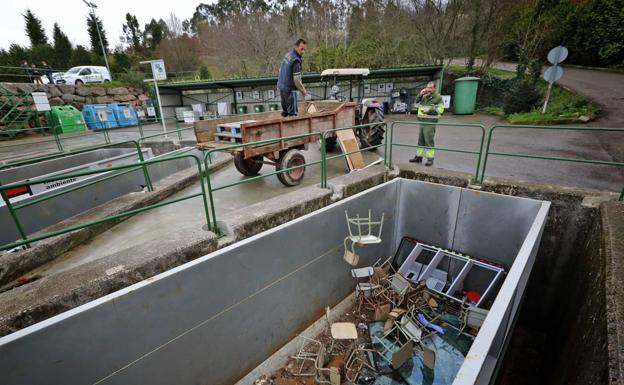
30, 64, 43, 84
409, 81, 444, 166
20, 60, 31, 83
277, 38, 307, 117
42, 61, 54, 84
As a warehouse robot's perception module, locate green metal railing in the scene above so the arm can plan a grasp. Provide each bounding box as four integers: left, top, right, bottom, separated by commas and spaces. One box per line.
387, 121, 486, 181
480, 124, 624, 201
0, 153, 209, 251
202, 122, 387, 232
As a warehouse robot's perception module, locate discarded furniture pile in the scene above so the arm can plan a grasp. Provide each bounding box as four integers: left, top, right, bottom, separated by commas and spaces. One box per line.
259, 211, 507, 385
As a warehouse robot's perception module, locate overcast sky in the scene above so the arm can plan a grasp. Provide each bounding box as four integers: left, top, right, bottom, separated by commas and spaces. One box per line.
1, 0, 207, 50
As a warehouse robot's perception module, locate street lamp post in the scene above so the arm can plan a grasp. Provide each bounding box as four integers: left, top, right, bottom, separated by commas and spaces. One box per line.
82, 0, 111, 79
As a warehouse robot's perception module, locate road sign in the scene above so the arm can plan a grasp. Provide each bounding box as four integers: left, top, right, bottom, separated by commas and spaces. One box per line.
151, 60, 167, 81
543, 66, 563, 83
542, 46, 568, 113
547, 46, 568, 65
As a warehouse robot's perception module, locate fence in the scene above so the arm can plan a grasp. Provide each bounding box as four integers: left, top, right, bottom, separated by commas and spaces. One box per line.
480, 124, 624, 200
1, 119, 623, 250
0, 153, 209, 251
0, 117, 194, 166
201, 122, 387, 232
386, 121, 486, 181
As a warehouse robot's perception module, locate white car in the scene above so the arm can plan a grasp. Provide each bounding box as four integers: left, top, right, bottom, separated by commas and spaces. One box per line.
56, 66, 111, 85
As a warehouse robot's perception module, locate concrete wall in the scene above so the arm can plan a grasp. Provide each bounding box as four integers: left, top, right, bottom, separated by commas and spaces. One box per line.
0, 148, 204, 245
0, 179, 548, 385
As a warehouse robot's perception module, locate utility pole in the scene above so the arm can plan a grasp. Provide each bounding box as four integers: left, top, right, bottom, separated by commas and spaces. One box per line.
82, 0, 111, 79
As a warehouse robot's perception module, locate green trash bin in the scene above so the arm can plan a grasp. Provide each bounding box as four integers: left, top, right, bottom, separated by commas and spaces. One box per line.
237, 105, 248, 114
453, 76, 480, 114
45, 106, 87, 133
254, 105, 264, 113
269, 104, 279, 111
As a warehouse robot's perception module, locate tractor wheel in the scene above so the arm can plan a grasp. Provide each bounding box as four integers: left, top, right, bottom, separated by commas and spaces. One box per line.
233, 154, 263, 176
276, 149, 306, 187
357, 108, 385, 150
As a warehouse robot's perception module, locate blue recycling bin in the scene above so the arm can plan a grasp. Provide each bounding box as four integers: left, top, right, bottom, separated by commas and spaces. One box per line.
82, 104, 119, 129
110, 103, 139, 127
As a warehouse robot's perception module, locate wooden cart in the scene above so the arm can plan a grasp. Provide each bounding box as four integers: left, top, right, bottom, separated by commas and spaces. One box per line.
194, 101, 356, 186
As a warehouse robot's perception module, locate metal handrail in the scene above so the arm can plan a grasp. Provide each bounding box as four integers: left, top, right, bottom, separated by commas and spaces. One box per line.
387, 121, 486, 181
0, 153, 210, 251
480, 124, 624, 201
202, 122, 387, 232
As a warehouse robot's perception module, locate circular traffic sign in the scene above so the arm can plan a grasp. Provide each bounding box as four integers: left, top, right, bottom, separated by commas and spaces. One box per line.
547, 46, 568, 65
543, 66, 564, 83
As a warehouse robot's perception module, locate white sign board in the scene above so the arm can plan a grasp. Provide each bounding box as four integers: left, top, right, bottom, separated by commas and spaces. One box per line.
147, 106, 156, 117
151, 60, 167, 81
236, 91, 243, 100
378, 83, 385, 92
386, 83, 394, 91
442, 95, 451, 109
31, 92, 50, 112
192, 103, 205, 114
183, 110, 195, 123
136, 110, 146, 118
217, 102, 229, 116
363, 84, 370, 94
252, 90, 260, 100
268, 89, 275, 99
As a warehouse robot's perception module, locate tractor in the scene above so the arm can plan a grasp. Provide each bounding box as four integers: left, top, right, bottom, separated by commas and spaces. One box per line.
320, 68, 385, 151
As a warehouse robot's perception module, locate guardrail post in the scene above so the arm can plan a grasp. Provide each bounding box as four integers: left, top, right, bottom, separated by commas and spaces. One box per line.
175, 119, 182, 141
0, 189, 29, 248
137, 119, 145, 139
134, 141, 153, 192
619, 188, 623, 203
320, 133, 327, 189
194, 155, 212, 232
203, 151, 218, 233
52, 127, 63, 152
479, 126, 496, 183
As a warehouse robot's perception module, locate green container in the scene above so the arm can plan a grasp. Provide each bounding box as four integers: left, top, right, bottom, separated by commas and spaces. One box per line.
269, 104, 279, 111
237, 105, 248, 114
453, 76, 480, 114
45, 106, 87, 133
254, 105, 264, 113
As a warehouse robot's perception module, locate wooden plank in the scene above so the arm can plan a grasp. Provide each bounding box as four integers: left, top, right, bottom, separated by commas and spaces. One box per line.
336, 129, 365, 170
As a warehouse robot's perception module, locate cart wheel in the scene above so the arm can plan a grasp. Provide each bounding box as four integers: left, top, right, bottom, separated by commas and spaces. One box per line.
277, 149, 306, 187
234, 154, 263, 176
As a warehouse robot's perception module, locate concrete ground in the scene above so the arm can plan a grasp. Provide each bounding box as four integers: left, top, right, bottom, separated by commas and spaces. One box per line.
0, 122, 196, 163
10, 109, 624, 280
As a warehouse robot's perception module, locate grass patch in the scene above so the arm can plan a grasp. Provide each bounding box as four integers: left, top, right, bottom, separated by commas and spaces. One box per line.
448, 65, 515, 79
507, 82, 599, 124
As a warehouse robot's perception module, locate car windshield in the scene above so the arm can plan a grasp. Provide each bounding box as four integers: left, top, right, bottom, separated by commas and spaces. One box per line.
65, 67, 81, 74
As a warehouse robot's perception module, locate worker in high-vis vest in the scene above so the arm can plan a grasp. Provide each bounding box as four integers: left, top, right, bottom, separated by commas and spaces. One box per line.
277, 38, 307, 117
409, 81, 444, 166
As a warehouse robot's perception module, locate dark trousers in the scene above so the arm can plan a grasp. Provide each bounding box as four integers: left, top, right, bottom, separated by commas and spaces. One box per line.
280, 89, 297, 117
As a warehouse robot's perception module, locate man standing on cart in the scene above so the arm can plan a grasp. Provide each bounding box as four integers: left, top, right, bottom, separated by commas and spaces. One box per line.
277, 38, 307, 117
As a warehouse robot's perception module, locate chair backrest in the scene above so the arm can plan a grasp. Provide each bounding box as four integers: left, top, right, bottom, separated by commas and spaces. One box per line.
351, 266, 374, 278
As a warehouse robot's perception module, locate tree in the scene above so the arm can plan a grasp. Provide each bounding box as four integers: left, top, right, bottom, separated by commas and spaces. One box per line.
87, 13, 109, 55
122, 13, 142, 51
24, 9, 48, 46
111, 49, 132, 73
70, 45, 93, 67
144, 18, 168, 50
52, 23, 73, 69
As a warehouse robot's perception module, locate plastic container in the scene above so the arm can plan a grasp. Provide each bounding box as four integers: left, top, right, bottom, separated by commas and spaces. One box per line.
269, 104, 279, 111
82, 104, 118, 129
110, 103, 139, 127
254, 105, 264, 113
453, 76, 480, 114
237, 106, 248, 114
45, 106, 87, 133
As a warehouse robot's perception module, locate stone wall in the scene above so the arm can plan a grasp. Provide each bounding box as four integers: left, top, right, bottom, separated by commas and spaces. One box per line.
0, 82, 151, 111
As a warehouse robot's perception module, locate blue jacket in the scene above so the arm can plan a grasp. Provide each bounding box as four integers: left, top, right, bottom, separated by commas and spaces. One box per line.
277, 49, 302, 92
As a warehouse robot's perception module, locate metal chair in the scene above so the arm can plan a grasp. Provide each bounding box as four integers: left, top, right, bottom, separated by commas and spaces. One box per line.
343, 210, 384, 266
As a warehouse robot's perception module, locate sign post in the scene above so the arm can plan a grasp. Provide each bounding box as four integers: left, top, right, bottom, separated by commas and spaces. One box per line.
542, 46, 568, 113
140, 59, 167, 136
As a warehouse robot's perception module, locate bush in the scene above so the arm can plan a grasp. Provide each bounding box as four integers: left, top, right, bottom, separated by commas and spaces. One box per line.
502, 79, 542, 114
115, 70, 147, 89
